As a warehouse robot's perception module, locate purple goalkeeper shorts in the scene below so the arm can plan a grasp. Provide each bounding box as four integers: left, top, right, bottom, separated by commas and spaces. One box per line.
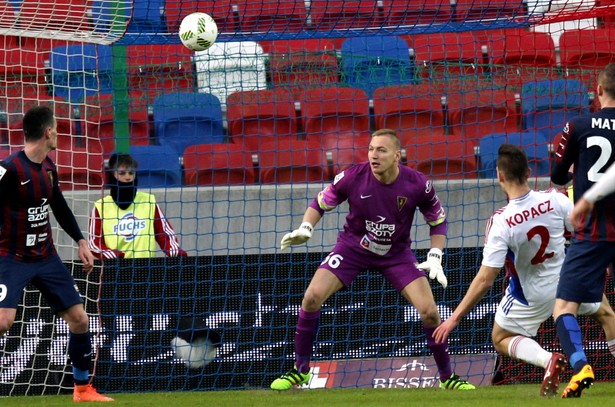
317, 241, 426, 292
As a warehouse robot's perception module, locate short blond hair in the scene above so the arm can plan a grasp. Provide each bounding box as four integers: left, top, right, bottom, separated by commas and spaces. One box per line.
371, 129, 401, 150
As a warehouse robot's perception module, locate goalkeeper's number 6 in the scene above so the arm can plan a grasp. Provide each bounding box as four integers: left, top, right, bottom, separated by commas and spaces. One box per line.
321, 253, 343, 269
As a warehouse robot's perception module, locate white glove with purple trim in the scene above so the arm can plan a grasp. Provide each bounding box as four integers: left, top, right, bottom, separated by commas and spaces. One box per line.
280, 222, 314, 250
417, 248, 447, 288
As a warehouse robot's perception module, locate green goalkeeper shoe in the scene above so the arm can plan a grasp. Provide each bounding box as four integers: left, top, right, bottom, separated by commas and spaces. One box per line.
270, 366, 311, 391
440, 374, 476, 390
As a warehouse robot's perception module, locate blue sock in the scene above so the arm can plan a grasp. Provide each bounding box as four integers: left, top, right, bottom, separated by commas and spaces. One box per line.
68, 332, 91, 385
555, 314, 588, 374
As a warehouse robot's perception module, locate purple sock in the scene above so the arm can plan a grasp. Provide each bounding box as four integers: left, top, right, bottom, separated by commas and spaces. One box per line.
294, 309, 320, 374
424, 324, 452, 381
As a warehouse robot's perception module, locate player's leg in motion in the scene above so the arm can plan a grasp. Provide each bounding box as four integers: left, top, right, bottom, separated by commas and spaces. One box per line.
555, 312, 594, 398
61, 304, 114, 402
502, 335, 565, 397
493, 299, 565, 397
402, 278, 475, 390
271, 268, 343, 391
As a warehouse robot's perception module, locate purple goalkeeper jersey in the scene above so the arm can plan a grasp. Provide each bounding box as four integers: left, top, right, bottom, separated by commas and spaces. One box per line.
310, 162, 447, 258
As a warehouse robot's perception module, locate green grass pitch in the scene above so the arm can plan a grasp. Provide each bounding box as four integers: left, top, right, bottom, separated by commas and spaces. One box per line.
5, 383, 615, 406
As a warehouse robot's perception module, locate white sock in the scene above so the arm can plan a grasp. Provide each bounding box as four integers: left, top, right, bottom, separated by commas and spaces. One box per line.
507, 335, 551, 368
608, 338, 615, 358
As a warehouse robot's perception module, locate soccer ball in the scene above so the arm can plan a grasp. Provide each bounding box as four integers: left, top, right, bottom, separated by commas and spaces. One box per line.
171, 336, 218, 369
178, 12, 218, 51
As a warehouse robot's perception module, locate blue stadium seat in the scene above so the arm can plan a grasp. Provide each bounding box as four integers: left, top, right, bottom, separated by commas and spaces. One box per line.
92, 0, 165, 33
521, 79, 590, 139
129, 145, 183, 188
152, 92, 225, 155
50, 44, 113, 102
340, 36, 416, 97
478, 130, 551, 179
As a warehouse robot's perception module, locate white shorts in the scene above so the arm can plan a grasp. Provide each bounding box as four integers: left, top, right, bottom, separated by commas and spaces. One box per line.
495, 293, 601, 337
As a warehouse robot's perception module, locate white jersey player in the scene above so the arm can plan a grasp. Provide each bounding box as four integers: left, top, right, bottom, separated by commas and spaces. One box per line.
433, 144, 615, 397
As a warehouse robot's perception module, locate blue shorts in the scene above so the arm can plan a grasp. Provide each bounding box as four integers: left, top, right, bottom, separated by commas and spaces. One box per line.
318, 241, 425, 292
0, 255, 83, 314
557, 239, 615, 303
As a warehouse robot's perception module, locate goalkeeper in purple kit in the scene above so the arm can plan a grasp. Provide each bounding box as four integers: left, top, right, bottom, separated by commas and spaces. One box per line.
270, 129, 475, 391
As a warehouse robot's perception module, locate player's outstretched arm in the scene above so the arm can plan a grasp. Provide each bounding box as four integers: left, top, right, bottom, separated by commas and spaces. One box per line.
433, 265, 500, 343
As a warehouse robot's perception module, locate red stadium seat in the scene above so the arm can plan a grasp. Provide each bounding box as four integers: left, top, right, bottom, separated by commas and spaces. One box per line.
257, 139, 328, 184
559, 28, 615, 90
381, 0, 452, 26
373, 84, 446, 147
487, 30, 558, 89
19, 0, 92, 33
183, 143, 255, 185
261, 39, 339, 87
165, 0, 239, 33
226, 89, 298, 152
309, 0, 382, 30
454, 0, 527, 22
408, 134, 477, 179
238, 0, 307, 32
407, 32, 483, 86
84, 94, 150, 157
446, 88, 518, 148
300, 87, 370, 144
324, 131, 370, 174
53, 141, 104, 190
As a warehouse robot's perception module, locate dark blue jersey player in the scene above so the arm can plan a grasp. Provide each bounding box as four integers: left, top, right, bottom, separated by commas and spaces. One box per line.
0, 106, 112, 402
551, 63, 615, 398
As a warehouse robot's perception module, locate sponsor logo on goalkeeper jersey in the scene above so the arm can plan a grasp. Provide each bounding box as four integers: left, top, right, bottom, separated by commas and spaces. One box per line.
114, 213, 147, 241
505, 200, 553, 227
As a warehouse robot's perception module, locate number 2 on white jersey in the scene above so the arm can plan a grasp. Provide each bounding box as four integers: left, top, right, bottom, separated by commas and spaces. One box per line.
527, 225, 554, 265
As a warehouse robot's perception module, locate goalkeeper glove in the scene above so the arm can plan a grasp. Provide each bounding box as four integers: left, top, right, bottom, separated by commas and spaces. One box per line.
417, 248, 447, 288
280, 222, 313, 250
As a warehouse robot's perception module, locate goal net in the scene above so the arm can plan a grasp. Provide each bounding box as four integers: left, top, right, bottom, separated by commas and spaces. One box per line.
1, 0, 615, 396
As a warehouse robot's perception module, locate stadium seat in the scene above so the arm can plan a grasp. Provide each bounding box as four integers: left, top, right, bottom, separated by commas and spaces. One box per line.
0, 1, 16, 27
129, 144, 183, 188
404, 132, 476, 179
257, 139, 328, 184
126, 43, 196, 107
324, 131, 370, 175
381, 0, 452, 26
477, 131, 551, 178
262, 39, 339, 88
84, 94, 150, 157
107, 0, 166, 33
152, 92, 224, 156
299, 86, 370, 144
559, 28, 615, 90
373, 83, 446, 147
340, 36, 416, 97
20, 0, 92, 32
520, 79, 590, 139
487, 30, 558, 89
454, 0, 528, 23
447, 88, 518, 147
309, 0, 383, 30
238, 0, 307, 32
164, 0, 239, 33
226, 89, 298, 152
183, 143, 255, 185
194, 41, 267, 107
407, 31, 483, 86
53, 141, 105, 190
50, 44, 113, 103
